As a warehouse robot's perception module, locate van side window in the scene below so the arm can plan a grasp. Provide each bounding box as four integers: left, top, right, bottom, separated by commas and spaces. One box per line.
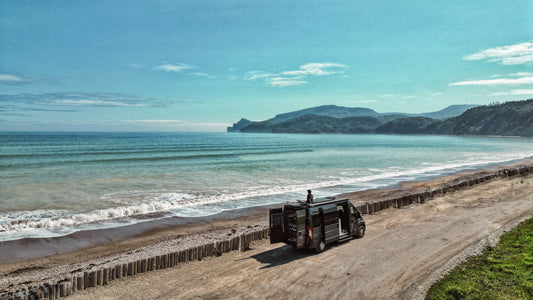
311, 214, 321, 227
350, 206, 360, 218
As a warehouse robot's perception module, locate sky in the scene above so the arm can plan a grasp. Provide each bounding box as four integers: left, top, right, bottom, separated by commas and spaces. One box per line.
1, 0, 532, 132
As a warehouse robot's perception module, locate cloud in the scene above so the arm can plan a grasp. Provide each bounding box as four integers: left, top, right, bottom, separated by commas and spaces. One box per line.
243, 71, 277, 81
490, 89, 533, 96
449, 76, 533, 86
153, 63, 194, 72
244, 62, 348, 87
0, 92, 167, 115
2, 119, 229, 132
0, 73, 25, 82
463, 42, 533, 65
190, 72, 215, 79
281, 63, 348, 77
268, 77, 308, 87
0, 73, 28, 85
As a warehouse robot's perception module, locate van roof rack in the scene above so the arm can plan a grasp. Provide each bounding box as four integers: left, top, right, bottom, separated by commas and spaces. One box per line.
307, 197, 349, 206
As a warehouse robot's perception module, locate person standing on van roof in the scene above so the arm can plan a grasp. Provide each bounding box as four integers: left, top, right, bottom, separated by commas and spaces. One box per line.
307, 190, 314, 204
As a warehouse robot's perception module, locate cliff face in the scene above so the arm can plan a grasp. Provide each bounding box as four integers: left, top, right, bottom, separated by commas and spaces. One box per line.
227, 118, 253, 132
229, 100, 533, 137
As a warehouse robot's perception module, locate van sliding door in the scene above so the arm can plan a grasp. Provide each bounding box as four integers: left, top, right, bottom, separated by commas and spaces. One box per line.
296, 209, 306, 248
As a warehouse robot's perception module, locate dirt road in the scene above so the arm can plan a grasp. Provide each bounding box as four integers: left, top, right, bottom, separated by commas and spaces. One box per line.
69, 175, 533, 300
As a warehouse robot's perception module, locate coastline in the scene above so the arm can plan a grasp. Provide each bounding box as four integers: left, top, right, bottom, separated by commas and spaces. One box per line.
1, 161, 532, 298
2, 158, 531, 264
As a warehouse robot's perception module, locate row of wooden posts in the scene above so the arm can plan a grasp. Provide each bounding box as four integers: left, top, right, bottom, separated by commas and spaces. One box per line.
354, 166, 532, 215
1, 165, 531, 300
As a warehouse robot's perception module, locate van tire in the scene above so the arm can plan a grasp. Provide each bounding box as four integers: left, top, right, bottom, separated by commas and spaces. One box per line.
315, 239, 326, 253
355, 225, 365, 238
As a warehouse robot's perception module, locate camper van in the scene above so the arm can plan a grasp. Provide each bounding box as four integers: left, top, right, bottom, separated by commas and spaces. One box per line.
269, 197, 365, 252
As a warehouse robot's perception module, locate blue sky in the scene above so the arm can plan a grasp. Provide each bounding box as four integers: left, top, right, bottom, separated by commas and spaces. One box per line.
1, 0, 532, 132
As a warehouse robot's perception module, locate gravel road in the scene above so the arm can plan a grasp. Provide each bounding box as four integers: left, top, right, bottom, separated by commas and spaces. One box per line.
67, 175, 533, 300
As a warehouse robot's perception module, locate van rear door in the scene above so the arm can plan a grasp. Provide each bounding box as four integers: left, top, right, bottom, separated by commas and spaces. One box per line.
269, 208, 285, 243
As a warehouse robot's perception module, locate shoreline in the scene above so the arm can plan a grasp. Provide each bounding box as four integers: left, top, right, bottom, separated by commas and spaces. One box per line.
2, 158, 531, 264
1, 162, 532, 297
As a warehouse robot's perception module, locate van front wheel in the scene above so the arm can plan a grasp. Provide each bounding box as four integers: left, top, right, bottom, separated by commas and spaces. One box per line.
315, 239, 326, 253
355, 225, 365, 238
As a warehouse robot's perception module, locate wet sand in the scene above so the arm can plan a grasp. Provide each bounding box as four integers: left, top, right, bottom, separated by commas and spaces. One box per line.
1, 163, 533, 299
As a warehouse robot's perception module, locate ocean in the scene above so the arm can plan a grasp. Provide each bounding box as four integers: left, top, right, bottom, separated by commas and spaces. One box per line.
1, 132, 532, 242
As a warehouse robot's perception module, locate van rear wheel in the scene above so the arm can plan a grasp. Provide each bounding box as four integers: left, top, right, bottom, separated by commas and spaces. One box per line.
315, 239, 326, 253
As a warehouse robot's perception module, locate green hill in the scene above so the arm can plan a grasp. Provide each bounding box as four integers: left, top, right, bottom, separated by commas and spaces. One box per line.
230, 100, 533, 137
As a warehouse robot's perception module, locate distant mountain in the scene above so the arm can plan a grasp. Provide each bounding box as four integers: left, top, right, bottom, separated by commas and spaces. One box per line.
229, 104, 478, 133
270, 105, 380, 123
229, 100, 533, 137
249, 115, 382, 134
419, 104, 479, 119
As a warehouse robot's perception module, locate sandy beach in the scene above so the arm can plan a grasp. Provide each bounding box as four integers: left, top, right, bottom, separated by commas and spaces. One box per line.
1, 163, 532, 299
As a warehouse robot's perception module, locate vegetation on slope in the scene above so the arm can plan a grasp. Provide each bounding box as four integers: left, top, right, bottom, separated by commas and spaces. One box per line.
234, 99, 533, 137
426, 217, 533, 299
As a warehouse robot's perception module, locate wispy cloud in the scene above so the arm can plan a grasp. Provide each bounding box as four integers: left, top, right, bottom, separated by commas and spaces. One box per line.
0, 93, 168, 115
0, 73, 28, 84
152, 62, 214, 79
244, 62, 348, 87
153, 63, 194, 72
190, 72, 215, 79
268, 77, 308, 87
449, 75, 533, 86
2, 119, 229, 132
490, 89, 533, 96
464, 42, 533, 65
280, 63, 348, 77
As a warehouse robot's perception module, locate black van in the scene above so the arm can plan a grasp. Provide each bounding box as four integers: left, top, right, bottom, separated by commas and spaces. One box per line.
269, 197, 365, 252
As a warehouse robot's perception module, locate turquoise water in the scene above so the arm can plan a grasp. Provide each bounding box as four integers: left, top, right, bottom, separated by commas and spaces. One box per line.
1, 132, 532, 241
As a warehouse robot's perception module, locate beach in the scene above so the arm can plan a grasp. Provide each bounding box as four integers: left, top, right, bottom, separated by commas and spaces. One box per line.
1, 163, 532, 299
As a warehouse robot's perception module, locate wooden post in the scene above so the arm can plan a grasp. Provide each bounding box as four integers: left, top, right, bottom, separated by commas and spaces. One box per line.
122, 263, 128, 278
48, 284, 55, 300
77, 275, 84, 291
59, 282, 66, 298
115, 265, 122, 279
151, 257, 156, 271
156, 255, 161, 270
89, 271, 97, 287
103, 268, 109, 285
83, 272, 89, 289
96, 269, 103, 286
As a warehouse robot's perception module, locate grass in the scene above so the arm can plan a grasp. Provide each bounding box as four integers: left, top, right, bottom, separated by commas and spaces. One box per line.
426, 217, 533, 300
